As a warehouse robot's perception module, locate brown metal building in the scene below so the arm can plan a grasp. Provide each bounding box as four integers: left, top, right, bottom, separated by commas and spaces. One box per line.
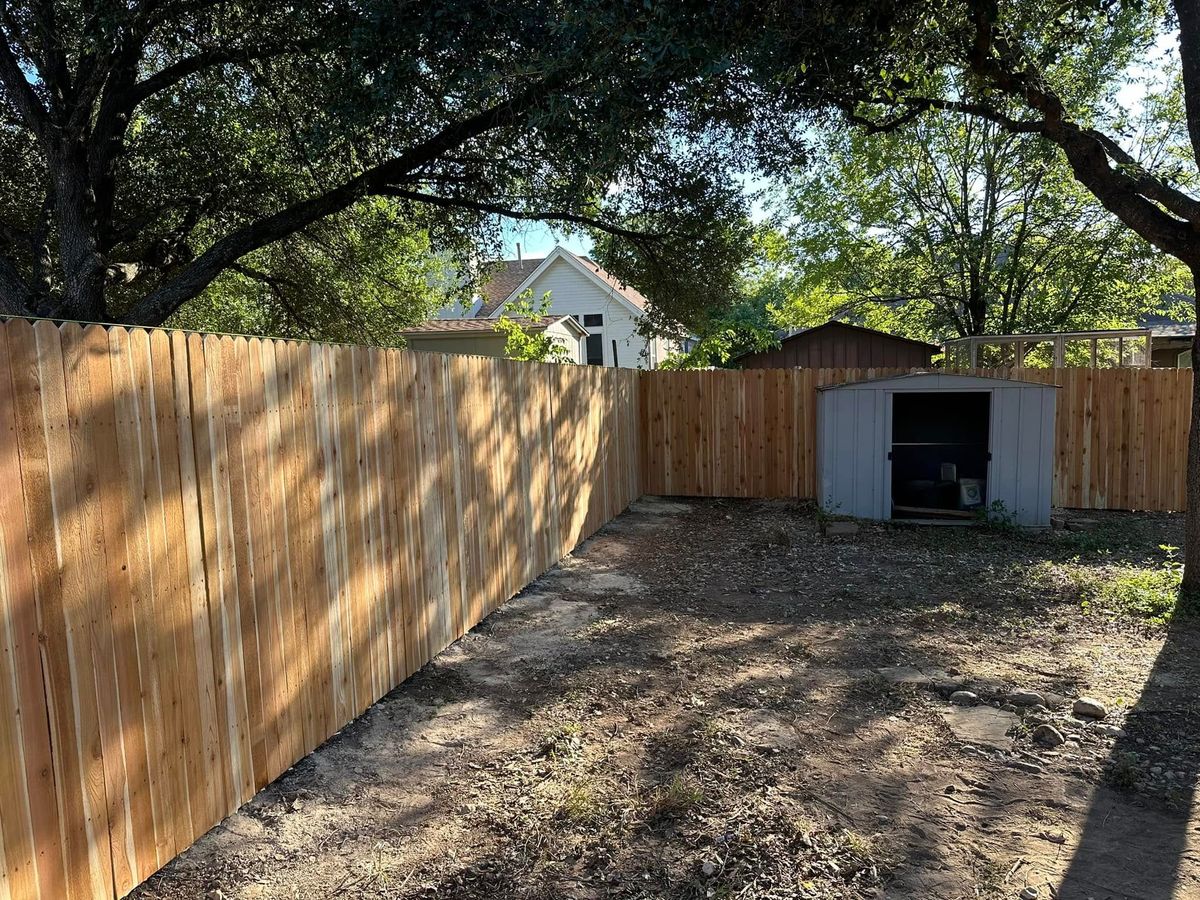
736, 322, 940, 369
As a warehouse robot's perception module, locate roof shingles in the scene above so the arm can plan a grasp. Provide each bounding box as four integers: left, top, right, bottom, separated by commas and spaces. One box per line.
400, 316, 564, 335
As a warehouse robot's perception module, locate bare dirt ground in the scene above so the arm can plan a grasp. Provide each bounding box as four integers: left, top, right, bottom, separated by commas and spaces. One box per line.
131, 498, 1200, 900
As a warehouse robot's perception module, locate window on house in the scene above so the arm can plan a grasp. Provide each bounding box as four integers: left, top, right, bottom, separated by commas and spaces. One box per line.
583, 314, 603, 327
585, 334, 604, 365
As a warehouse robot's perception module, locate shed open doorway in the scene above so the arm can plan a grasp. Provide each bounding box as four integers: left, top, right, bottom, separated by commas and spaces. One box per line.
890, 391, 990, 519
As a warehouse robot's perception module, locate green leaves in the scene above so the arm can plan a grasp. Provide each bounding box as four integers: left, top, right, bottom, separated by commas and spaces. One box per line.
770, 101, 1188, 342
493, 291, 575, 364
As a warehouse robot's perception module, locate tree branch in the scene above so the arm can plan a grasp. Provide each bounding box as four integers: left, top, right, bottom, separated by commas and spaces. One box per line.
229, 262, 317, 338
121, 83, 560, 324
0, 23, 50, 139
381, 188, 659, 243
127, 41, 315, 109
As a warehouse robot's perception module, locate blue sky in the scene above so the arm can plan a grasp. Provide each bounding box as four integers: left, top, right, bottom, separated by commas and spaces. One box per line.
499, 221, 591, 259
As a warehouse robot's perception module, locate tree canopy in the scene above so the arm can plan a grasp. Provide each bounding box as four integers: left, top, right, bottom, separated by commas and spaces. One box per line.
0, 0, 931, 331
773, 107, 1187, 342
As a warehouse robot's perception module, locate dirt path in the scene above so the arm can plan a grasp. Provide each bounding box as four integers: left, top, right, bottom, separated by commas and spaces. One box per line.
132, 498, 1200, 900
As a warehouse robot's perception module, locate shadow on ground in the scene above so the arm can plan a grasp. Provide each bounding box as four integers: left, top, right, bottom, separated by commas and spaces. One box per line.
132, 499, 1199, 900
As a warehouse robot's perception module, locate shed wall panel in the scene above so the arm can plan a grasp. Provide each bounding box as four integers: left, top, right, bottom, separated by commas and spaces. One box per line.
816, 374, 1057, 527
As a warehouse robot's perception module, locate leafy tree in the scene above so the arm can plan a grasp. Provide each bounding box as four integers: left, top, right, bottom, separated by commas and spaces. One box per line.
0, 0, 917, 331
835, 0, 1200, 590
657, 230, 789, 369
775, 109, 1187, 343
698, 0, 1200, 588
493, 292, 575, 364
168, 201, 464, 343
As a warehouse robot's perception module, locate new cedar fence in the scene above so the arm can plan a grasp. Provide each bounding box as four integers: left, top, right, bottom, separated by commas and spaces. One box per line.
0, 320, 638, 900
639, 367, 1192, 512
0, 323, 1194, 900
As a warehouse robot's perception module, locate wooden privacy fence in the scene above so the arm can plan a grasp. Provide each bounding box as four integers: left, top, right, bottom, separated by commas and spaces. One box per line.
0, 329, 1195, 900
0, 320, 639, 900
639, 367, 1193, 512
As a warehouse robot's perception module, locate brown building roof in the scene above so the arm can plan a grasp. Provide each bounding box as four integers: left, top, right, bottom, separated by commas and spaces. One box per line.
400, 316, 567, 336
476, 252, 649, 317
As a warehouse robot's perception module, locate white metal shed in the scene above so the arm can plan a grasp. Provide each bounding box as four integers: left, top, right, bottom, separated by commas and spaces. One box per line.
816, 373, 1057, 527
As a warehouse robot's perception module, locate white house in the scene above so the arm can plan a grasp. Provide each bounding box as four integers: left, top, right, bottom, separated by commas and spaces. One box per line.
436, 246, 672, 368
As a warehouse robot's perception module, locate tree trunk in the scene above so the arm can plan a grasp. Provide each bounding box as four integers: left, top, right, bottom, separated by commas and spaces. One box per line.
52, 144, 107, 322
1184, 272, 1200, 599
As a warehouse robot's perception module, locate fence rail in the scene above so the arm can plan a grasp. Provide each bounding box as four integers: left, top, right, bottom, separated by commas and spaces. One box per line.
0, 320, 639, 900
639, 367, 1192, 512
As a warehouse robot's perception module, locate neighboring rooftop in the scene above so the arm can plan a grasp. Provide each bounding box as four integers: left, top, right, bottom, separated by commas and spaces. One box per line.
777, 321, 941, 350
476, 250, 649, 317
1138, 313, 1196, 339
400, 315, 573, 335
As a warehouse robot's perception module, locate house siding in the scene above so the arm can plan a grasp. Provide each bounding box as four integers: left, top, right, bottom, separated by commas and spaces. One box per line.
492, 256, 656, 369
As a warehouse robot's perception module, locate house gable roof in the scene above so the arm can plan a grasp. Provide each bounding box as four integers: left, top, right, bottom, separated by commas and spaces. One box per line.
477, 247, 649, 319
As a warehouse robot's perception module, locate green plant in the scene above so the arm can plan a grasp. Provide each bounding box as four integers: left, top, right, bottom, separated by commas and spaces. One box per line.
538, 721, 585, 759
648, 774, 704, 818
1093, 546, 1181, 626
494, 291, 575, 364
559, 783, 606, 826
975, 500, 1019, 533
1108, 751, 1142, 792
1047, 545, 1183, 626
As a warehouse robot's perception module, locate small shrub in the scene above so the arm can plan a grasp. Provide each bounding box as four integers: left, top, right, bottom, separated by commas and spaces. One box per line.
1108, 751, 1141, 792
976, 499, 1019, 533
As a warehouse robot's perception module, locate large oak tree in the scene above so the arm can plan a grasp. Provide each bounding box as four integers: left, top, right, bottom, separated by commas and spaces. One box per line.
0, 0, 928, 332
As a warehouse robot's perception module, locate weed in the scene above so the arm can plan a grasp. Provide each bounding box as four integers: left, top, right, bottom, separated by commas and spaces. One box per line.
538, 721, 584, 759
842, 829, 881, 862
648, 773, 704, 818
967, 851, 1009, 898
1107, 751, 1142, 792
976, 499, 1020, 533
1036, 545, 1182, 626
558, 783, 606, 826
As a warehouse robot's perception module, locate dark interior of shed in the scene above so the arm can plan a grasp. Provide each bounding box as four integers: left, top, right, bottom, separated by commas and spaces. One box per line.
890, 391, 990, 518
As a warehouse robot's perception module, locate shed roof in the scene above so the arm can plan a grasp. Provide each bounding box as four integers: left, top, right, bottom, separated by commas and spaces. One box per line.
817, 372, 1059, 392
